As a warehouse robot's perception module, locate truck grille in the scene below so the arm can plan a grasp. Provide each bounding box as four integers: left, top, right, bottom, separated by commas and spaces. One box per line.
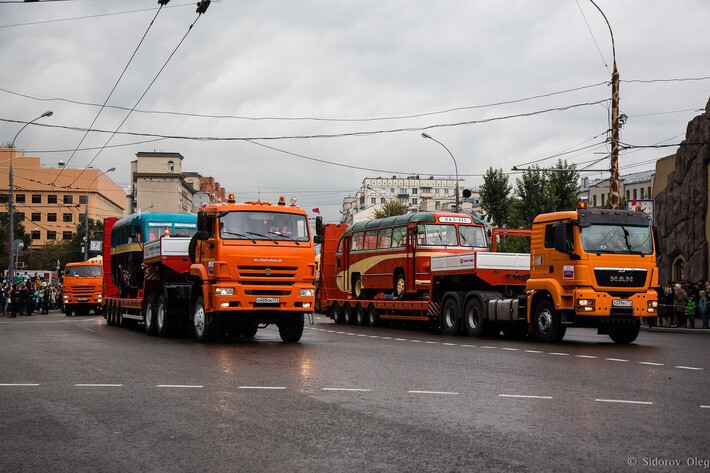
238, 266, 298, 278
594, 268, 647, 287
237, 266, 297, 297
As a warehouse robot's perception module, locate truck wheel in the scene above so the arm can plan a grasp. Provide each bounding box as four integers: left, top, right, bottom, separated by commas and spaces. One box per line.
106, 303, 114, 326
65, 305, 73, 317
366, 304, 379, 327
144, 294, 158, 336
192, 296, 216, 342
609, 321, 640, 344
343, 304, 355, 325
533, 300, 566, 343
463, 297, 485, 337
278, 314, 304, 342
330, 303, 344, 324
441, 295, 460, 335
155, 294, 173, 338
355, 303, 366, 325
240, 323, 259, 338
117, 305, 125, 328
394, 272, 406, 299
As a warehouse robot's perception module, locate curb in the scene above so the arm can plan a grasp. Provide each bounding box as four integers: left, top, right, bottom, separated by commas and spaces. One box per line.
641, 326, 710, 335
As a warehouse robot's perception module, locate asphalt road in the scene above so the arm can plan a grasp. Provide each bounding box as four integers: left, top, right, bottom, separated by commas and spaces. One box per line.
1, 312, 708, 472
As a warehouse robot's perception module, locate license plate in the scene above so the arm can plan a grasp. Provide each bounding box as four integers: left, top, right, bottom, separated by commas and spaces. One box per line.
78, 297, 88, 302
612, 300, 632, 307
255, 297, 280, 304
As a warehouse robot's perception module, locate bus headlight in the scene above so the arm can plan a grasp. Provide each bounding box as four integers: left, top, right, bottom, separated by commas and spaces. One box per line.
648, 300, 658, 313
577, 299, 595, 312
215, 287, 234, 296
300, 288, 314, 297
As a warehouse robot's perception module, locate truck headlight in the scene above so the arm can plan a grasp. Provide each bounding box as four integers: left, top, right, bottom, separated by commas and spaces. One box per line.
63, 294, 68, 300
576, 299, 595, 312
215, 287, 234, 296
648, 300, 658, 313
300, 288, 315, 297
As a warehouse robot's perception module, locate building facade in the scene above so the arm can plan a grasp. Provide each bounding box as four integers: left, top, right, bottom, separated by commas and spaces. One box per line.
579, 171, 655, 208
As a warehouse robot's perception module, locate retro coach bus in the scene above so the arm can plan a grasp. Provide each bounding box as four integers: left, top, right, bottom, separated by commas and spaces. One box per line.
336, 212, 488, 299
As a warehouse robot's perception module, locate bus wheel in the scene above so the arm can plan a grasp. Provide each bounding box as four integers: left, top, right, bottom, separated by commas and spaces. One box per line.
366, 304, 379, 326
609, 321, 640, 344
441, 294, 460, 335
144, 294, 158, 336
192, 296, 216, 343
343, 304, 355, 325
278, 314, 304, 343
394, 272, 406, 299
353, 276, 366, 300
155, 294, 173, 338
533, 300, 566, 343
463, 297, 485, 337
330, 303, 344, 324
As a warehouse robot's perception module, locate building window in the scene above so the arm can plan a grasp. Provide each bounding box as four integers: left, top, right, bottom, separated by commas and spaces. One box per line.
633, 189, 637, 200
593, 195, 597, 207
16, 194, 25, 203
32, 194, 41, 204
601, 194, 605, 206
16, 212, 25, 222
399, 188, 407, 195
63, 195, 73, 204
31, 230, 41, 240
444, 189, 449, 195
435, 189, 440, 195
435, 201, 441, 210
47, 231, 56, 241
0, 194, 7, 204
380, 198, 385, 204
640, 188, 645, 199
31, 212, 41, 222
412, 188, 418, 195
79, 195, 88, 205
167, 160, 175, 172
371, 198, 376, 205
48, 194, 57, 204
626, 190, 630, 200
63, 213, 73, 223
412, 198, 418, 205
62, 231, 73, 240
390, 188, 394, 193
648, 186, 651, 198
47, 213, 57, 222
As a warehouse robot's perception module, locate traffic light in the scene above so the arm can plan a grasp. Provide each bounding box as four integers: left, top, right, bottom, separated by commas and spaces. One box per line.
196, 0, 210, 14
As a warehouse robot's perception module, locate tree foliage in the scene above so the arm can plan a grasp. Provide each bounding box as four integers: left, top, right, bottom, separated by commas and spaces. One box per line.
373, 201, 409, 219
479, 167, 512, 227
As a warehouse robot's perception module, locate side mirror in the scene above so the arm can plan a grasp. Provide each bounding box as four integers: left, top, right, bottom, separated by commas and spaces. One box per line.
197, 211, 207, 233
315, 216, 323, 237
313, 235, 323, 244
194, 231, 209, 241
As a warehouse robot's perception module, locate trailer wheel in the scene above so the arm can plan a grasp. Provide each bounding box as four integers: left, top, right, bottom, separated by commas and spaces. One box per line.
192, 296, 216, 342
144, 294, 158, 336
343, 303, 355, 325
366, 304, 379, 327
441, 295, 460, 335
117, 304, 126, 328
105, 303, 112, 325
355, 303, 366, 325
608, 321, 640, 344
155, 294, 173, 338
533, 300, 566, 343
330, 303, 344, 324
463, 297, 485, 337
278, 313, 304, 342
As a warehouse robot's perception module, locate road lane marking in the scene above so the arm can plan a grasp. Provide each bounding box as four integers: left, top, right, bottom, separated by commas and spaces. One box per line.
501, 347, 519, 351
75, 384, 123, 387
605, 358, 628, 362
701, 405, 710, 409
595, 399, 653, 405
408, 390, 458, 395
442, 343, 456, 346
425, 341, 438, 344
0, 383, 40, 386
549, 352, 569, 356
395, 338, 407, 341
322, 388, 371, 392
575, 355, 598, 359
499, 394, 552, 400
238, 386, 287, 390
368, 335, 380, 338
461, 344, 477, 348
639, 361, 664, 366
480, 346, 496, 349
157, 385, 204, 388
675, 366, 704, 371
524, 350, 543, 353
356, 334, 367, 337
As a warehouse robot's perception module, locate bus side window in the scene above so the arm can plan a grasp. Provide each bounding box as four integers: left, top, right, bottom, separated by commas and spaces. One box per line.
351, 232, 364, 251
377, 228, 392, 249
364, 230, 378, 250
391, 226, 406, 248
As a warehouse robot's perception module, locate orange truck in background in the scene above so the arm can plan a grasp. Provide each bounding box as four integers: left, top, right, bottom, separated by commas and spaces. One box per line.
62, 259, 104, 317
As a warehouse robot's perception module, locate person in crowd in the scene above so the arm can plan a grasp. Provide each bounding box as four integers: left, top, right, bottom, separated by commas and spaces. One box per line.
659, 285, 673, 328
687, 292, 697, 328
673, 283, 688, 328
10, 284, 21, 318
698, 289, 708, 330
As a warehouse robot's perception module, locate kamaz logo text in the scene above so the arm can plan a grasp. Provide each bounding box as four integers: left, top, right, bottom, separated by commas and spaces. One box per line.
254, 258, 282, 263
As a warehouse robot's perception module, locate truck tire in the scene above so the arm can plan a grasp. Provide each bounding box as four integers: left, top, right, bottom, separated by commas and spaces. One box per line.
192, 296, 217, 343
609, 321, 640, 344
533, 300, 566, 343
106, 303, 114, 326
463, 297, 485, 337
343, 303, 355, 325
144, 294, 158, 336
278, 314, 304, 342
366, 304, 379, 327
155, 294, 174, 338
355, 303, 366, 325
65, 305, 73, 317
330, 303, 344, 324
240, 323, 259, 338
441, 295, 460, 335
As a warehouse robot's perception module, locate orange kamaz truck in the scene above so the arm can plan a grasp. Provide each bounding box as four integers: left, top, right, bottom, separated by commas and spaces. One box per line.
62, 260, 104, 316
103, 195, 317, 343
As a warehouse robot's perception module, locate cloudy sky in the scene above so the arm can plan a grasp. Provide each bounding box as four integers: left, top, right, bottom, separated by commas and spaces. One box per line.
1, 0, 708, 223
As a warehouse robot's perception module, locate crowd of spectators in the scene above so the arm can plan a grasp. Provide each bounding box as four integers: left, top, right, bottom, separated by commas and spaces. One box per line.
1, 278, 62, 318
657, 281, 710, 329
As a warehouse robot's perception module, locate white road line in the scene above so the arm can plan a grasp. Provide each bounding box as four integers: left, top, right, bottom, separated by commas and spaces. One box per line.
460, 344, 477, 348
322, 388, 371, 392
408, 390, 458, 395
595, 399, 653, 405
409, 340, 422, 343
157, 385, 203, 388
394, 338, 407, 341
605, 358, 628, 362
442, 343, 456, 346
425, 341, 438, 344
549, 352, 569, 356
381, 337, 393, 340
480, 346, 496, 349
368, 335, 380, 338
356, 334, 367, 337
575, 355, 598, 359
639, 361, 664, 366
524, 350, 543, 353
501, 347, 519, 351
75, 384, 123, 387
675, 366, 704, 371
701, 405, 710, 409
238, 386, 287, 390
499, 394, 552, 400
0, 383, 40, 386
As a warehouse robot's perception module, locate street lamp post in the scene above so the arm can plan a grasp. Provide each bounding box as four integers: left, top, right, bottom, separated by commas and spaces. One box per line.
7, 110, 53, 282
84, 167, 115, 260
421, 132, 460, 212
589, 0, 621, 209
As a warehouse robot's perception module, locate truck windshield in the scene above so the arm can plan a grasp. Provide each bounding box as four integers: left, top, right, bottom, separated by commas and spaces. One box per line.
580, 224, 653, 255
220, 211, 309, 242
65, 266, 102, 277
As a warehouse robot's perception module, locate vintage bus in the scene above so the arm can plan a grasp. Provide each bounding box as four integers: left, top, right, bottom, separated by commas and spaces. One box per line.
336, 212, 488, 299
110, 212, 197, 297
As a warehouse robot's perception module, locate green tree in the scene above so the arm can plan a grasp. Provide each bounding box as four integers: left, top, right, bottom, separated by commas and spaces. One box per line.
479, 167, 512, 227
373, 201, 409, 219
0, 211, 31, 270
546, 159, 580, 211
513, 165, 554, 228
69, 218, 105, 261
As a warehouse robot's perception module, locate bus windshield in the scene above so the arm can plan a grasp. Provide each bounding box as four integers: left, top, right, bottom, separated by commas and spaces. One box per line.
580, 224, 653, 255
459, 226, 488, 249
219, 211, 309, 242
416, 224, 487, 248
65, 265, 102, 277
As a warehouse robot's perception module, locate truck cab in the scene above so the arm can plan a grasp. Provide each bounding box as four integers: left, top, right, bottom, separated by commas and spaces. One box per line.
62, 260, 104, 316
